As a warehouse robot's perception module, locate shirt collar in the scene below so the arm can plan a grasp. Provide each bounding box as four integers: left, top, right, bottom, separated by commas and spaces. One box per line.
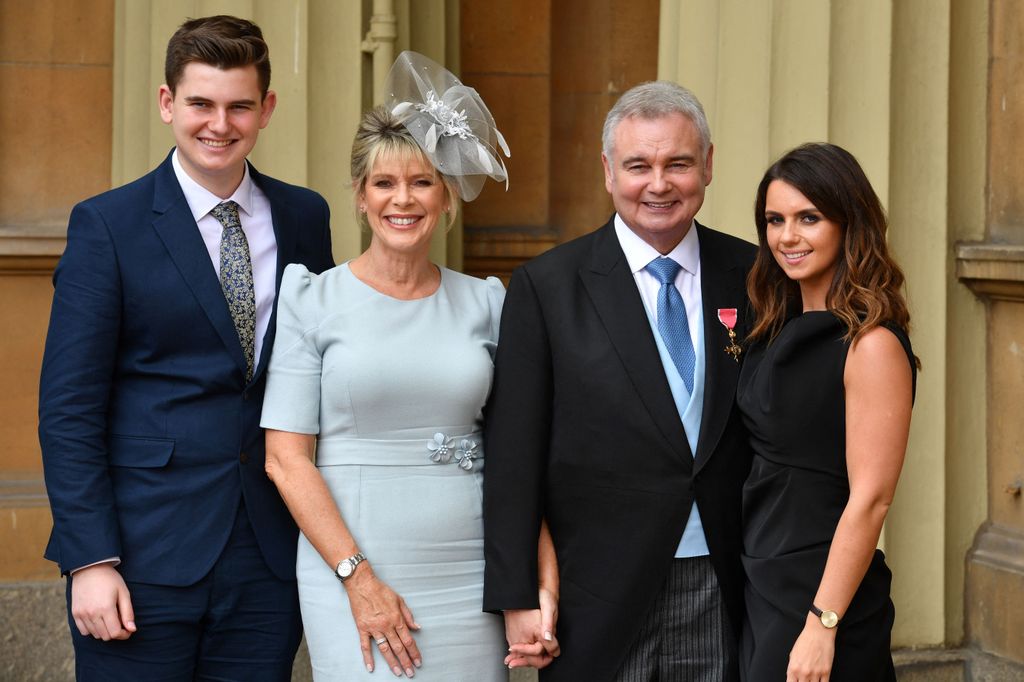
171, 149, 255, 222
613, 213, 700, 277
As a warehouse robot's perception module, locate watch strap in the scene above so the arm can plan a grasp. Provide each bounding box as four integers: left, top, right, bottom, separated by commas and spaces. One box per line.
810, 604, 839, 628
335, 552, 366, 582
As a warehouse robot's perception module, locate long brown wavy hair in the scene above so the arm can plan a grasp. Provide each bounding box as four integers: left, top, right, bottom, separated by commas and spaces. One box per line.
747, 143, 913, 349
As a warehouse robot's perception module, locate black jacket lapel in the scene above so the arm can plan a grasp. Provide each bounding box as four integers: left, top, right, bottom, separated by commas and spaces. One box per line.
579, 222, 693, 466
694, 223, 748, 473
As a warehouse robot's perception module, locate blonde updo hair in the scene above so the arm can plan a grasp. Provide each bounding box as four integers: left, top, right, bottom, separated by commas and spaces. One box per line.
350, 105, 460, 226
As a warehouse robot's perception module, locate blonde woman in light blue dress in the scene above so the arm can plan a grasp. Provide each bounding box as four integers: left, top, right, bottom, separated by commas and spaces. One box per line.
259, 53, 557, 680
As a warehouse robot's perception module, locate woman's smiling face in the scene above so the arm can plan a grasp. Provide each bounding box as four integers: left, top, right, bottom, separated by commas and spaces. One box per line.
764, 179, 843, 311
360, 151, 447, 257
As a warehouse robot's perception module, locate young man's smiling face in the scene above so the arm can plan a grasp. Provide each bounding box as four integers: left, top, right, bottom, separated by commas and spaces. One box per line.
158, 62, 276, 198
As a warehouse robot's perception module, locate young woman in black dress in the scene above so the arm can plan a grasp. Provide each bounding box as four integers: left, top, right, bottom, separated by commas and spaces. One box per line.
737, 143, 918, 682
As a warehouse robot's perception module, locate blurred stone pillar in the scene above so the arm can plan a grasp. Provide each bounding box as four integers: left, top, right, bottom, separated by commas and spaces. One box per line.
956, 0, 1024, 674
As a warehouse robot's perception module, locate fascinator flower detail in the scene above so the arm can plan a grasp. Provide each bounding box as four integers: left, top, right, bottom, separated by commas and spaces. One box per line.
414, 91, 473, 142
387, 51, 511, 201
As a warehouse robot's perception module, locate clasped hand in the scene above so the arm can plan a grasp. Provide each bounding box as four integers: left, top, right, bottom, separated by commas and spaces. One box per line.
504, 587, 561, 669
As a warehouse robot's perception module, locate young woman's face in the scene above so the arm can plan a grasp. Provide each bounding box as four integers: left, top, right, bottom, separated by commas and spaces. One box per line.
764, 180, 842, 311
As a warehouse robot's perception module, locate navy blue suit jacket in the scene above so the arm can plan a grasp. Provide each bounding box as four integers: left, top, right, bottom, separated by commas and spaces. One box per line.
39, 151, 335, 585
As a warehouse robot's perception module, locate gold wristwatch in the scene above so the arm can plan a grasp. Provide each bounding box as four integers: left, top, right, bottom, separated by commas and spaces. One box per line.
810, 604, 839, 629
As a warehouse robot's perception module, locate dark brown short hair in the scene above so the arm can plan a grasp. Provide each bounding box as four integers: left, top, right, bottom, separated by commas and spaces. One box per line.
165, 15, 271, 98
747, 143, 913, 347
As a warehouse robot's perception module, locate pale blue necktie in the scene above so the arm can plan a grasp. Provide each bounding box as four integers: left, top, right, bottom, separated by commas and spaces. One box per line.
211, 201, 256, 381
645, 257, 696, 393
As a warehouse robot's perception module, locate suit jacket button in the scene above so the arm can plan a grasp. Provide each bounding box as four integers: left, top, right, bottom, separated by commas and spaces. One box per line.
242, 391, 249, 401
239, 452, 249, 464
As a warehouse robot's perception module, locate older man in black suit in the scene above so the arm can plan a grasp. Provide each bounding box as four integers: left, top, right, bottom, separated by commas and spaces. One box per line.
484, 81, 755, 680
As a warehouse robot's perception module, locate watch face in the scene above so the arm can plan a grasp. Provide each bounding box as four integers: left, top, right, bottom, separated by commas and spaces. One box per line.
338, 560, 353, 579
820, 610, 839, 628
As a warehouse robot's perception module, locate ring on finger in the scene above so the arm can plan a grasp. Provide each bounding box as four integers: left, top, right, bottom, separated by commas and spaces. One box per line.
375, 637, 388, 646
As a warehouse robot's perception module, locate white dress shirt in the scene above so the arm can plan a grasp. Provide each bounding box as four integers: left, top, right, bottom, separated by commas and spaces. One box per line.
172, 149, 278, 369
613, 214, 702, 351
614, 214, 711, 558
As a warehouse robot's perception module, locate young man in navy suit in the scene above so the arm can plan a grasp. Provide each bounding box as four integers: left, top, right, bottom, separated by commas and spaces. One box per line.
38, 15, 334, 680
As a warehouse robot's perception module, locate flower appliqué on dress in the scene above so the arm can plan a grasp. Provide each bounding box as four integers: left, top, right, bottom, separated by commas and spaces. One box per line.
455, 439, 478, 471
426, 433, 479, 471
427, 433, 455, 463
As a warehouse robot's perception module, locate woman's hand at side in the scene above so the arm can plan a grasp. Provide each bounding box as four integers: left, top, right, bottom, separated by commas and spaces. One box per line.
265, 429, 421, 677
786, 612, 836, 682
787, 326, 912, 681
344, 563, 422, 677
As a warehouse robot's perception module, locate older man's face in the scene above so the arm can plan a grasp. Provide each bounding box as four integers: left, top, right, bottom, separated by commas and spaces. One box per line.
602, 112, 713, 253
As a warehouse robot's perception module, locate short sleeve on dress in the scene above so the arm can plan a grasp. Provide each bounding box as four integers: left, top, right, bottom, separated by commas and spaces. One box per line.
260, 263, 324, 434
882, 321, 918, 401
484, 276, 506, 350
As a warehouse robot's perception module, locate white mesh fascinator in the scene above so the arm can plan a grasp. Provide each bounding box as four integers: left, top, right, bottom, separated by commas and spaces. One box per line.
386, 51, 510, 202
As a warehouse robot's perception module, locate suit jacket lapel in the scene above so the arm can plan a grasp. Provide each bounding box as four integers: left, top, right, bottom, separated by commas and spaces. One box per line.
249, 162, 296, 384
694, 223, 747, 473
150, 155, 249, 378
579, 222, 692, 467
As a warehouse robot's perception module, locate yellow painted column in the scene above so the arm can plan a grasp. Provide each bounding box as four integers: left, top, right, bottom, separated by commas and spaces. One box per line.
707, 0, 772, 237
249, 1, 309, 185
308, 0, 365, 262
828, 0, 891, 207
885, 0, 951, 647
768, 1, 830, 156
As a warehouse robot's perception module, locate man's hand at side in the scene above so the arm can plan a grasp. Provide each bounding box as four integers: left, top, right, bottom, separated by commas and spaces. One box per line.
70, 563, 136, 641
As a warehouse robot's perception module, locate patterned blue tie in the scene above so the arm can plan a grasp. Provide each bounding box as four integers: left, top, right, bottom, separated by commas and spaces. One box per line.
211, 201, 256, 381
645, 257, 696, 393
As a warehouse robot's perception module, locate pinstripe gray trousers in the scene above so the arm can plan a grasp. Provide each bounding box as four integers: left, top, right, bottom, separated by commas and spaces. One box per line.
614, 556, 733, 682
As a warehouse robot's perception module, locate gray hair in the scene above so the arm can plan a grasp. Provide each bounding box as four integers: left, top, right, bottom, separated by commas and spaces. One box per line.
602, 81, 712, 160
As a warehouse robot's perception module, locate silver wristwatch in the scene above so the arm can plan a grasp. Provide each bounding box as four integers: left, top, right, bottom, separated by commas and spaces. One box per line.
334, 552, 366, 582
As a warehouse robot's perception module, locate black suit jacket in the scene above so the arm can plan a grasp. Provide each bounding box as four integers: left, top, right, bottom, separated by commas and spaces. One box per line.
483, 219, 756, 680
39, 151, 335, 584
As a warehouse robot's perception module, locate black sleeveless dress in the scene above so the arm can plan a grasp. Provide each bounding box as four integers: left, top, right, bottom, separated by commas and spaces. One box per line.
736, 312, 915, 681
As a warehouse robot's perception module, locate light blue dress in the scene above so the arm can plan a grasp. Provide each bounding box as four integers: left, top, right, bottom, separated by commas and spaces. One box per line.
261, 262, 507, 681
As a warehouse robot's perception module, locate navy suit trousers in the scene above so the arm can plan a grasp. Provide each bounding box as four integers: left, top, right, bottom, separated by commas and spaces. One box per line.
67, 500, 302, 682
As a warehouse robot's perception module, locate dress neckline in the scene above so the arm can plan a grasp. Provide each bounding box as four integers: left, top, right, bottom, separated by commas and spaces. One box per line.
342, 261, 444, 302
